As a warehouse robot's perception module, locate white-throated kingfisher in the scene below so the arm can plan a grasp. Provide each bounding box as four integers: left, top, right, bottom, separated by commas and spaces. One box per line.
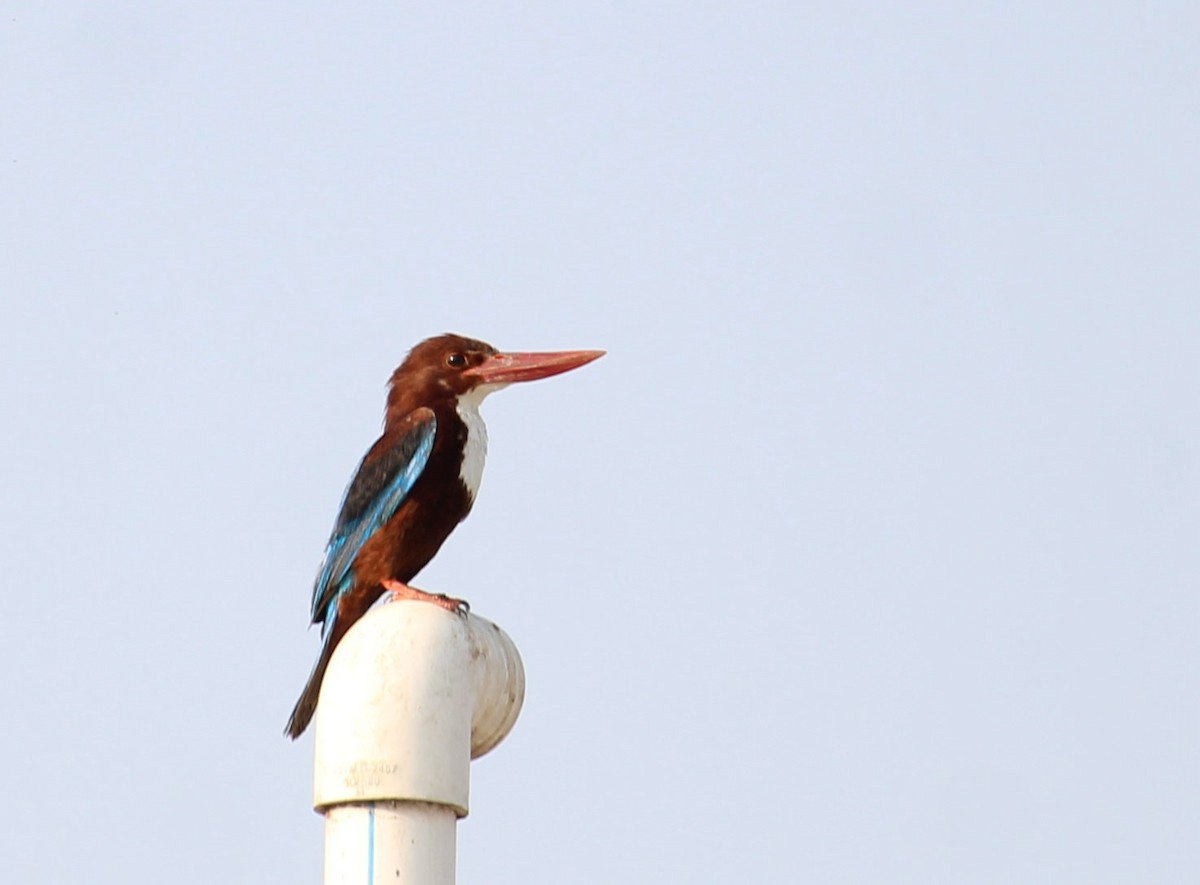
285, 333, 604, 738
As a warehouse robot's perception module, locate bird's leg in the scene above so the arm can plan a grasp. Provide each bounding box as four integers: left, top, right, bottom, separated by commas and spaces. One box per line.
382, 579, 470, 614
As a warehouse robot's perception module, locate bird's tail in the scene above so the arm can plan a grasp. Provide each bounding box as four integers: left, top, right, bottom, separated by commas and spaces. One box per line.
284, 625, 340, 740
286, 587, 381, 739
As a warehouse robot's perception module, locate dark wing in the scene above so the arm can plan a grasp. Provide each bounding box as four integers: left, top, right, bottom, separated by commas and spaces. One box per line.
309, 407, 437, 630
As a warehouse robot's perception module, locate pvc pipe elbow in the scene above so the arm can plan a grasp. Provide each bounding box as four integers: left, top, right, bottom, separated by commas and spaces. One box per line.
312, 601, 525, 816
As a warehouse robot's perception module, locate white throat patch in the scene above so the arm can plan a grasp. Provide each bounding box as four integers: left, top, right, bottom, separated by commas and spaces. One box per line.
455, 383, 505, 501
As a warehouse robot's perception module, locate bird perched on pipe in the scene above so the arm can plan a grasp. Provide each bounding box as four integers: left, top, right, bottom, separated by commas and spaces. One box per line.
285, 333, 604, 739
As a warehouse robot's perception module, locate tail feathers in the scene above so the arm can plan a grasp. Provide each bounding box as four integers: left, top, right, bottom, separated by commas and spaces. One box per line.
285, 635, 336, 740
285, 588, 376, 739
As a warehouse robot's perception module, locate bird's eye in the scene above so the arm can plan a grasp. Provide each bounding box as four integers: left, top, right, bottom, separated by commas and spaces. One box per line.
447, 353, 467, 368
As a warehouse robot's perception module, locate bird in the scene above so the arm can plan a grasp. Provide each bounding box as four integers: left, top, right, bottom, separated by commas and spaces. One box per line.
285, 333, 604, 739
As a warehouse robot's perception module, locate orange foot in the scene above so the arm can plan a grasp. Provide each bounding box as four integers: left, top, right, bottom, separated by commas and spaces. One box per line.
382, 579, 470, 614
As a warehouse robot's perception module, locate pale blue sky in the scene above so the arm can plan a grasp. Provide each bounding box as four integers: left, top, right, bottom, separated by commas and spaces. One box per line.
3, 3, 1197, 883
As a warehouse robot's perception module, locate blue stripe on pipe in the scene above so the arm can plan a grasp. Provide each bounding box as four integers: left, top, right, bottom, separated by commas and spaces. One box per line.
367, 802, 376, 884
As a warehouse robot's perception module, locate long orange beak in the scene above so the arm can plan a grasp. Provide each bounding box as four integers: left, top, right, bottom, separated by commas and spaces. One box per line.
466, 349, 605, 384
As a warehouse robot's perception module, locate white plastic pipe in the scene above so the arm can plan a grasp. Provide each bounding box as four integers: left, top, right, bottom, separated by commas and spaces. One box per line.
313, 600, 525, 885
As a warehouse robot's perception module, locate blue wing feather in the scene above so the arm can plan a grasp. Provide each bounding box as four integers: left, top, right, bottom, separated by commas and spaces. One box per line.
309, 410, 437, 631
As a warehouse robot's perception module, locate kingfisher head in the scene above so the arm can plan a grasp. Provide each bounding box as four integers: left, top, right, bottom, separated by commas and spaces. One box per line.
387, 333, 604, 417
